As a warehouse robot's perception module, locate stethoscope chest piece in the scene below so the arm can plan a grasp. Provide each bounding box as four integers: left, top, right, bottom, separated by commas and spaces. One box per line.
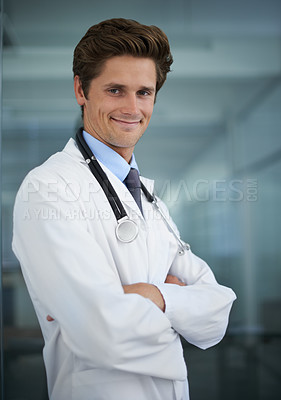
116, 217, 139, 243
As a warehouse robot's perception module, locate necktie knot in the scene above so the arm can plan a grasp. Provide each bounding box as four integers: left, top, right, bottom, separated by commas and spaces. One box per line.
124, 168, 141, 189
124, 168, 143, 213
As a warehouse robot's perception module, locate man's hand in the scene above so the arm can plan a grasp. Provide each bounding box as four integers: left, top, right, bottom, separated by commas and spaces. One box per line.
123, 274, 187, 312
165, 274, 186, 286
123, 283, 166, 311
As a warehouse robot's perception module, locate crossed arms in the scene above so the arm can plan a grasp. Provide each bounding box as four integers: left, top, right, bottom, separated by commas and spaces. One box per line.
47, 274, 186, 321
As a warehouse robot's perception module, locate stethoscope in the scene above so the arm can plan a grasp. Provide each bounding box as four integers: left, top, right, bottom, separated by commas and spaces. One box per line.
76, 128, 190, 255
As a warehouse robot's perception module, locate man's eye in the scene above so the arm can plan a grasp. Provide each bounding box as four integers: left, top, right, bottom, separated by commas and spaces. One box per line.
138, 90, 150, 96
109, 88, 120, 94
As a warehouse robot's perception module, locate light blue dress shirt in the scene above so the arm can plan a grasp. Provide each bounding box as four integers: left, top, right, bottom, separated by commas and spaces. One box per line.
83, 130, 139, 182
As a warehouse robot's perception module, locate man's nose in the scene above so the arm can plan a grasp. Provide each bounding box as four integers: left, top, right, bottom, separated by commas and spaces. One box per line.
120, 94, 139, 115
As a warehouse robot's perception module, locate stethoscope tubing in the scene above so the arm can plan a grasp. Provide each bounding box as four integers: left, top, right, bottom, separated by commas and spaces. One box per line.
76, 129, 127, 220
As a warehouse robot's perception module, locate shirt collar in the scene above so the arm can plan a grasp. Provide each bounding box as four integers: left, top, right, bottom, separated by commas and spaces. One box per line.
83, 130, 139, 182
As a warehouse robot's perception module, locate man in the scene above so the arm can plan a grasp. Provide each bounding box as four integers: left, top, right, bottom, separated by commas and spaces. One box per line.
13, 18, 236, 400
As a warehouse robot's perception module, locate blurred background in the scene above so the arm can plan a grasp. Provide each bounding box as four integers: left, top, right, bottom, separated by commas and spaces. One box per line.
1, 0, 281, 399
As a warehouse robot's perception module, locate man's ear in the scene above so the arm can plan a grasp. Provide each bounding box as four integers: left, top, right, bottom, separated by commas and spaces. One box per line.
74, 76, 86, 106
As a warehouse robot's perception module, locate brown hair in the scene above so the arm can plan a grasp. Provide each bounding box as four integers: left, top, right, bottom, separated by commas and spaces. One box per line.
73, 18, 173, 100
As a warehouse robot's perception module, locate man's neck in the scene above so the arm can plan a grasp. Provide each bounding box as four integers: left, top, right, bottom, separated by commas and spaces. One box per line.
83, 127, 134, 163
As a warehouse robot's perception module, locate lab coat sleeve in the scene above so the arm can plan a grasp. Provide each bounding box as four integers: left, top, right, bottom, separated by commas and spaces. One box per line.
12, 170, 187, 381
154, 201, 236, 350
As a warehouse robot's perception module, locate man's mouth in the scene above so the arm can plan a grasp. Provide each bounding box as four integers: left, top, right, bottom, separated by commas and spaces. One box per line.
110, 117, 141, 127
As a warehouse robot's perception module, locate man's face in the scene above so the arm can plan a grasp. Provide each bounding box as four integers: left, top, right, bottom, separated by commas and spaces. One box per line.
75, 55, 157, 161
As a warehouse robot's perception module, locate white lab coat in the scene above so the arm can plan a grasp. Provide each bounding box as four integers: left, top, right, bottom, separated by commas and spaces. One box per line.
12, 138, 236, 400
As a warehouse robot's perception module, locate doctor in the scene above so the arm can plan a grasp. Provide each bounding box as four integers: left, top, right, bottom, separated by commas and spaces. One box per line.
13, 18, 236, 400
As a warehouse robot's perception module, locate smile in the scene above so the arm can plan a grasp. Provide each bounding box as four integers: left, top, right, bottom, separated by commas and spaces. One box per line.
110, 117, 141, 127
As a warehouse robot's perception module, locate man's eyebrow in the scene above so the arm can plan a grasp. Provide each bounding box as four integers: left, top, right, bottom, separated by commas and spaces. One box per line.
103, 83, 126, 89
139, 86, 155, 93
103, 83, 155, 92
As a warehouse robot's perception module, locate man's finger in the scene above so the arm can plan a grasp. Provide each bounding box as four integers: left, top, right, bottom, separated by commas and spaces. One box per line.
165, 274, 186, 286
